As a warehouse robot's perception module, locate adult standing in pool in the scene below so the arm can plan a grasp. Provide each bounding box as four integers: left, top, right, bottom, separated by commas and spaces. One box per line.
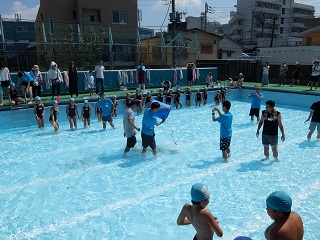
265, 191, 303, 240
212, 101, 233, 162
141, 101, 165, 156
123, 100, 140, 155
247, 85, 263, 123
256, 100, 285, 162
304, 100, 320, 141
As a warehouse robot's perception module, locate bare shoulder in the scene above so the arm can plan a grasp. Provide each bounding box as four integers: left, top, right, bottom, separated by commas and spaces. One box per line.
199, 208, 214, 217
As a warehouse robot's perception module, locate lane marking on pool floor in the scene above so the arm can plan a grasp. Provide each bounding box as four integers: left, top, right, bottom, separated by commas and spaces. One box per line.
0, 160, 124, 194
11, 136, 317, 239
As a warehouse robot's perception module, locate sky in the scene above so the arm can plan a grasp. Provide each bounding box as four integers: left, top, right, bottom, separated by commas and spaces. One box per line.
1, 0, 320, 32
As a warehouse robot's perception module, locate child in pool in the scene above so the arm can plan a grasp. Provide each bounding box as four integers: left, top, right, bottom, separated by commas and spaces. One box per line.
174, 89, 183, 109
157, 88, 164, 102
34, 96, 45, 129
66, 98, 80, 130
81, 99, 91, 128
134, 88, 144, 114
49, 100, 60, 132
166, 89, 173, 105
145, 91, 153, 108
177, 183, 223, 240
203, 87, 208, 106
214, 91, 221, 105
112, 95, 119, 117
195, 88, 202, 107
184, 87, 192, 107
125, 92, 131, 108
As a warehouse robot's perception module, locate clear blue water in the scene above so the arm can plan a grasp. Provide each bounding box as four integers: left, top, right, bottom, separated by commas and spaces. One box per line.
0, 99, 320, 239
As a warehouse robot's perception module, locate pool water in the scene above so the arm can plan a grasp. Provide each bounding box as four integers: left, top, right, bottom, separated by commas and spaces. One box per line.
0, 99, 320, 239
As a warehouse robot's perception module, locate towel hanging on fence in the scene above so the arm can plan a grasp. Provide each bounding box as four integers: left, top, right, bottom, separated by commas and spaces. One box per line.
123, 70, 128, 85
173, 69, 177, 84
146, 69, 151, 82
197, 69, 200, 80
117, 70, 122, 85
44, 73, 50, 89
84, 71, 89, 90
179, 68, 183, 80
192, 69, 196, 82
130, 70, 134, 83
63, 71, 69, 88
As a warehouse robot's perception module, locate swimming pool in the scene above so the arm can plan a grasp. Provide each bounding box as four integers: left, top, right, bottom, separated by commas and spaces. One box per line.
0, 92, 320, 239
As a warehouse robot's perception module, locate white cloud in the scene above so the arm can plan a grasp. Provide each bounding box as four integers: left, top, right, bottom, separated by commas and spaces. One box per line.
2, 1, 39, 20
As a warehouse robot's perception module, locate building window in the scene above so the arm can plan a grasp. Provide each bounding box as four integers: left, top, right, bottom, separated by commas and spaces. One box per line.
280, 18, 284, 24
16, 26, 28, 32
49, 18, 54, 34
73, 11, 77, 20
283, 0, 286, 5
112, 12, 127, 24
227, 52, 232, 57
282, 8, 285, 14
280, 27, 283, 34
90, 15, 95, 22
152, 46, 161, 59
201, 44, 213, 54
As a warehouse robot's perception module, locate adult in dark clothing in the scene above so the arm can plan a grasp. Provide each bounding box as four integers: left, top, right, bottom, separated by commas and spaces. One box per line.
68, 61, 78, 98
291, 62, 301, 86
305, 101, 320, 141
186, 61, 195, 87
256, 100, 285, 162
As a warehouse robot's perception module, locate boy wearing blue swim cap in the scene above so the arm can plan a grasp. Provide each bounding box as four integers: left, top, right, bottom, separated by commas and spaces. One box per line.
177, 183, 223, 240
265, 191, 303, 240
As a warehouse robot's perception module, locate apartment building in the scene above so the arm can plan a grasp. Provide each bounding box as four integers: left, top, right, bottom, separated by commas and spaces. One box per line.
35, 0, 138, 68
227, 0, 315, 47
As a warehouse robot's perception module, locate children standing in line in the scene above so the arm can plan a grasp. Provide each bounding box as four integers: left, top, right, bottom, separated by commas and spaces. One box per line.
221, 88, 227, 102
203, 87, 208, 106
195, 88, 202, 107
145, 91, 153, 108
214, 91, 221, 105
125, 92, 131, 108
81, 99, 91, 128
177, 183, 223, 240
49, 100, 60, 132
66, 98, 80, 130
134, 88, 144, 114
174, 89, 183, 109
157, 88, 164, 102
112, 95, 119, 117
86, 70, 95, 98
212, 101, 233, 162
34, 96, 45, 129
185, 87, 192, 107
166, 89, 173, 105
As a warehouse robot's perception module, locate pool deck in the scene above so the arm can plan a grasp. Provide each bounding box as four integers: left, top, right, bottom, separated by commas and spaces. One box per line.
1, 81, 319, 111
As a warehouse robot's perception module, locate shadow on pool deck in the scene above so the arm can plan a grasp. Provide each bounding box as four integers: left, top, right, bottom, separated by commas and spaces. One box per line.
237, 160, 274, 172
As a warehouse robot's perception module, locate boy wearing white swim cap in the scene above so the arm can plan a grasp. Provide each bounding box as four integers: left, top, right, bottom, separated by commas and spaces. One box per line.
177, 183, 223, 240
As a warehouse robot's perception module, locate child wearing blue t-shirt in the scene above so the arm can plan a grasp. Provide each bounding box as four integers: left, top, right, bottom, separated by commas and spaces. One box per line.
97, 93, 114, 130
212, 101, 233, 162
247, 85, 263, 123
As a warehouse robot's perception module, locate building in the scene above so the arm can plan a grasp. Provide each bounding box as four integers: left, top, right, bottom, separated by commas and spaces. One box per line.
300, 25, 320, 46
35, 0, 138, 69
0, 17, 37, 71
139, 28, 222, 68
218, 35, 244, 59
227, 0, 315, 48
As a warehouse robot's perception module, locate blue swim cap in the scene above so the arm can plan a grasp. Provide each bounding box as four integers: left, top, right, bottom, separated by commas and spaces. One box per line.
35, 96, 41, 101
191, 183, 210, 202
10, 82, 15, 87
52, 100, 58, 104
266, 191, 292, 212
234, 237, 252, 240
70, 98, 75, 101
84, 99, 89, 104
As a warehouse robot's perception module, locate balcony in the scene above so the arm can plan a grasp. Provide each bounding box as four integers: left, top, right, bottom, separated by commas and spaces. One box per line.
255, 7, 281, 15
291, 22, 305, 28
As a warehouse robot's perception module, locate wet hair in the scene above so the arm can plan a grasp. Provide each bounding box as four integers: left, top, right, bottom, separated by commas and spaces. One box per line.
139, 61, 144, 65
151, 102, 160, 110
266, 100, 275, 108
222, 100, 231, 110
191, 200, 200, 205
18, 71, 24, 78
88, 70, 92, 73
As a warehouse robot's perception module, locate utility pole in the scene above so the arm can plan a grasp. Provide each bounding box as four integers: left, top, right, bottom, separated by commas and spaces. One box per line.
171, 0, 176, 68
204, 2, 212, 32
